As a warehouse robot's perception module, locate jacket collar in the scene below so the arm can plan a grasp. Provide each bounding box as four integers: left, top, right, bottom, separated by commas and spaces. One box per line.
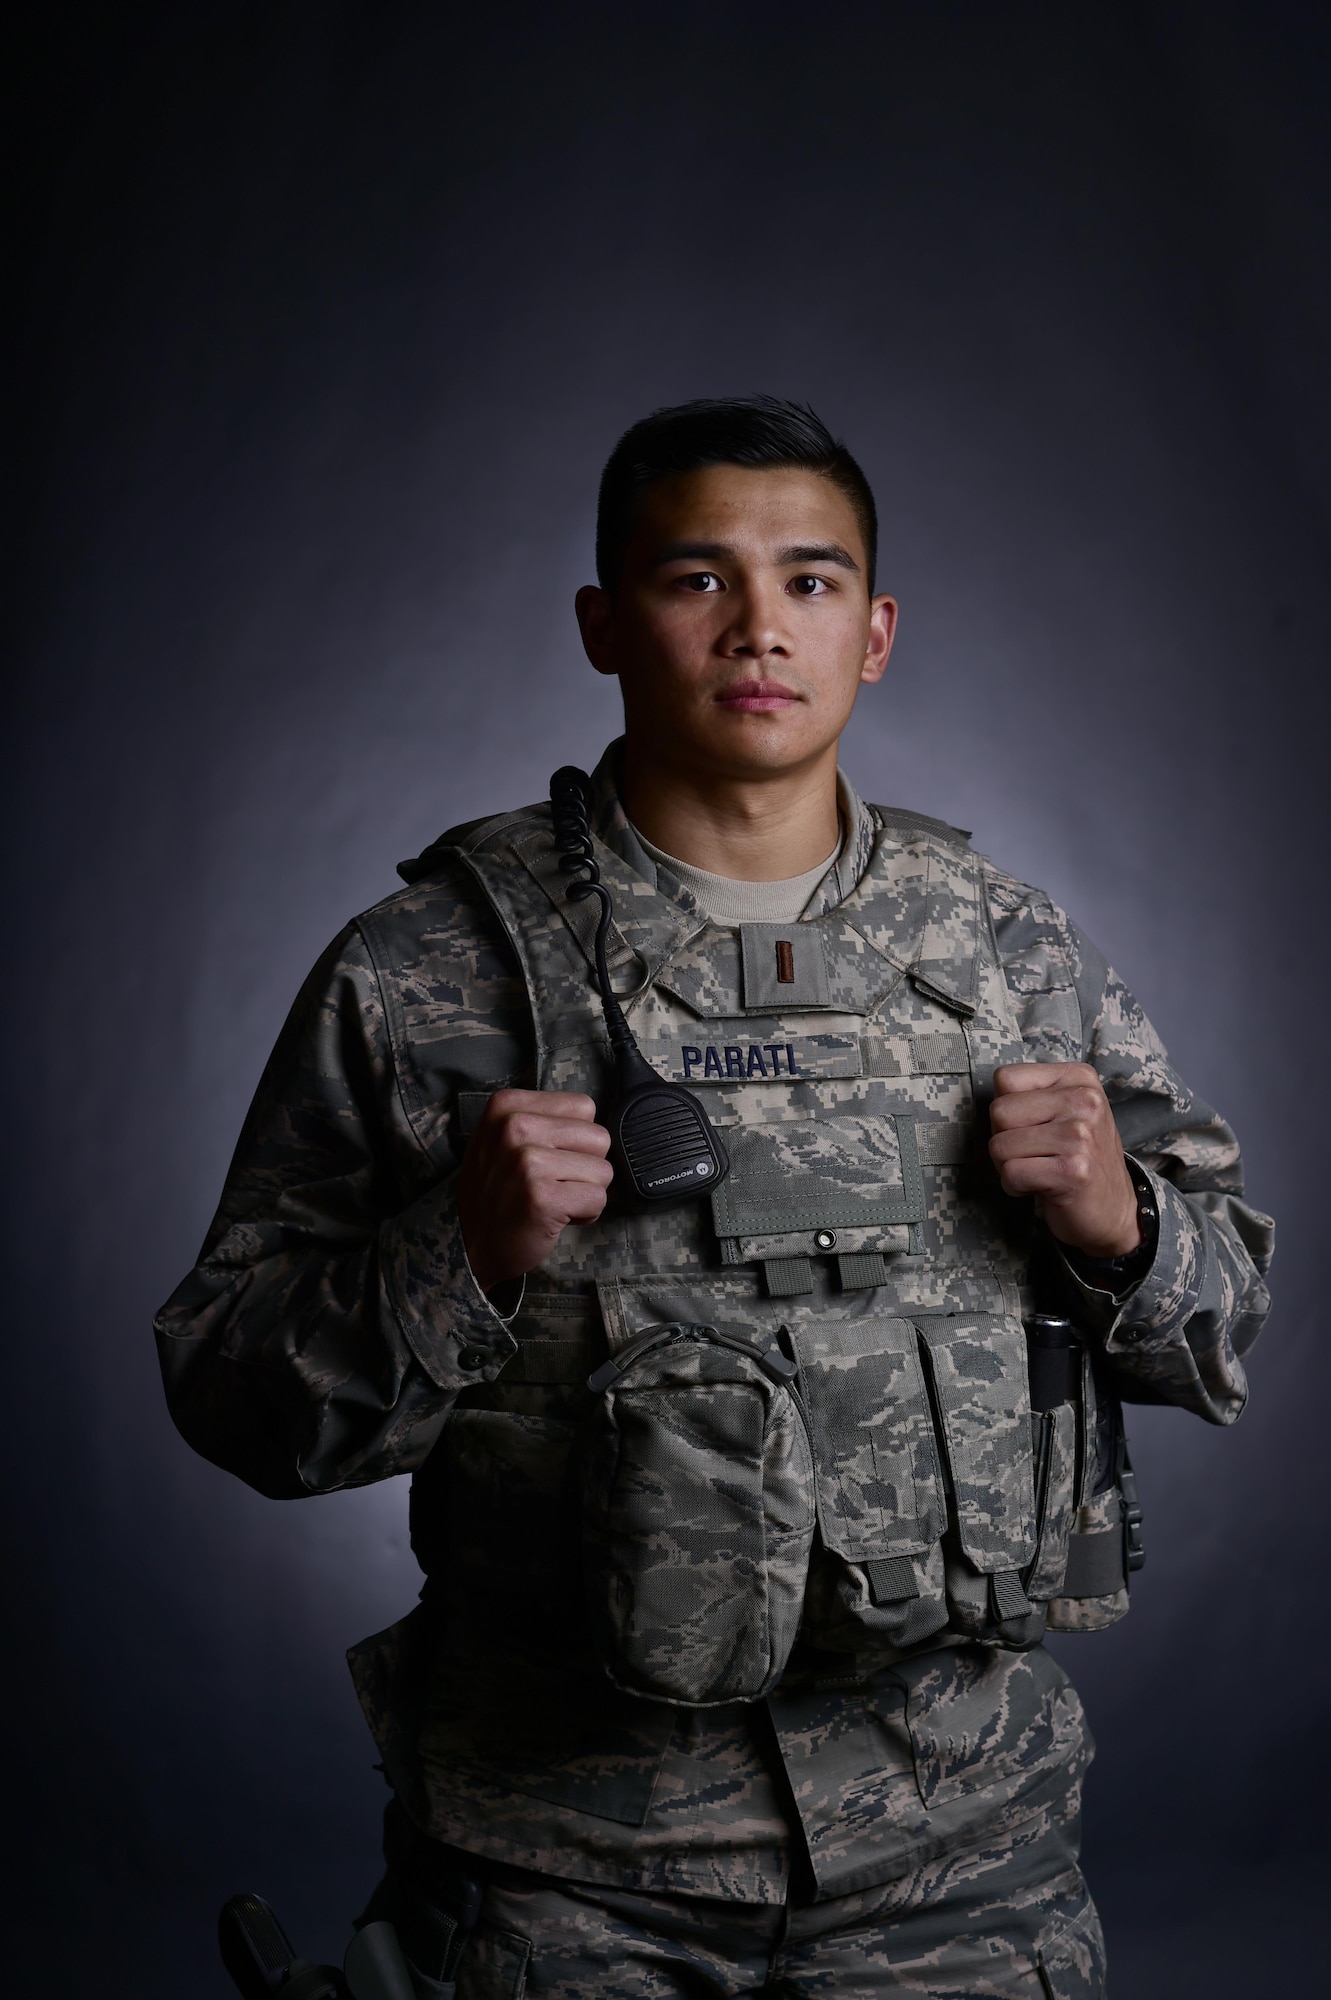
587, 737, 876, 923
587, 738, 981, 1017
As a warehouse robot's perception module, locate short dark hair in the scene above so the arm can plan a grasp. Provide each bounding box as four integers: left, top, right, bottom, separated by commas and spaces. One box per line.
595, 395, 878, 593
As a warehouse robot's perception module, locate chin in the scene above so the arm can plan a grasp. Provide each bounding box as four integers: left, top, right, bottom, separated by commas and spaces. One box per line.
701, 732, 826, 779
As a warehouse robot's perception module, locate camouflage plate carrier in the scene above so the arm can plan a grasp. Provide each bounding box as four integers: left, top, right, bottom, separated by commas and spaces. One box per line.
381, 797, 1139, 1718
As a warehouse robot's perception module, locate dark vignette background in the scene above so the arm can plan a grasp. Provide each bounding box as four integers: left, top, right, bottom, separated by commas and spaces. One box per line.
4, 4, 1327, 1992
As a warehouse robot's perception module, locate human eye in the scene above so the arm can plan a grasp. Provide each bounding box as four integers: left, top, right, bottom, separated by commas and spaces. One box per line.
679, 571, 724, 593
788, 573, 831, 597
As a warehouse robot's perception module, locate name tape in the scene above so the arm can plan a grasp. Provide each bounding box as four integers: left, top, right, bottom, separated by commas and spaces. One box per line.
680, 1042, 800, 1080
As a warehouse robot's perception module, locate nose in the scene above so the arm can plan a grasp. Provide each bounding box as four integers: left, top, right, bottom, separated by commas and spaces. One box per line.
719, 578, 792, 659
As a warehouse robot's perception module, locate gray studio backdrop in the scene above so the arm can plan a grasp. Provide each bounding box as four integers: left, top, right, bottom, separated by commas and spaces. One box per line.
6, 4, 1327, 1993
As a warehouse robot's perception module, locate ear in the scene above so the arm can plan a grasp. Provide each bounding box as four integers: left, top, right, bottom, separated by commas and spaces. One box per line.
575, 585, 619, 677
860, 594, 897, 686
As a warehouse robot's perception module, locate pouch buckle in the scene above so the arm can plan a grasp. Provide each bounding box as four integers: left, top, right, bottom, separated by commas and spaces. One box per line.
1121, 1458, 1146, 1574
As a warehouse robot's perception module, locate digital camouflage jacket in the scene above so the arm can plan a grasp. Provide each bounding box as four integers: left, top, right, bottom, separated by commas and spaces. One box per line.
155, 744, 1273, 1904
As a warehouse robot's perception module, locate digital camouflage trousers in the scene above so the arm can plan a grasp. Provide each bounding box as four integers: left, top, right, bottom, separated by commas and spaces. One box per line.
359, 1780, 1107, 1999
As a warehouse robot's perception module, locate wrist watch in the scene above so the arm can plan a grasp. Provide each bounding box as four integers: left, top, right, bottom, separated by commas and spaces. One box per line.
1076, 1157, 1158, 1287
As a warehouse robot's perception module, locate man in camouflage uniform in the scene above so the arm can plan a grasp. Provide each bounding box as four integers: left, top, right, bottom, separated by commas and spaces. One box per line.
156, 398, 1273, 1997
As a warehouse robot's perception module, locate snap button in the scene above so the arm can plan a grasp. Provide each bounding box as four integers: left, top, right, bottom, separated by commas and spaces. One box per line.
457, 1346, 487, 1372
1118, 1324, 1147, 1345
814, 1229, 837, 1252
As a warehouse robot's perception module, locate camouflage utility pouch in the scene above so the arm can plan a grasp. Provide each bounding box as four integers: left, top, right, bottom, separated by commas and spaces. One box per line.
792, 1312, 1049, 1659
582, 1322, 816, 1706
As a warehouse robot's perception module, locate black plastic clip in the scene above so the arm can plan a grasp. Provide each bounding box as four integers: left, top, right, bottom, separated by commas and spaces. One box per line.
1121, 1457, 1146, 1574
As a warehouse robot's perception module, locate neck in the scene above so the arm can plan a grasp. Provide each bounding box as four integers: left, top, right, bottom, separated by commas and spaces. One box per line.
620, 739, 842, 880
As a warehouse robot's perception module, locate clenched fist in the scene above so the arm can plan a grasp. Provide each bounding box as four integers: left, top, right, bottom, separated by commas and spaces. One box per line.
988, 1063, 1140, 1258
457, 1088, 613, 1294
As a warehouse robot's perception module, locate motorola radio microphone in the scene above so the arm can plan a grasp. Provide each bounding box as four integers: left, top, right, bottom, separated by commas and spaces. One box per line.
550, 767, 729, 1207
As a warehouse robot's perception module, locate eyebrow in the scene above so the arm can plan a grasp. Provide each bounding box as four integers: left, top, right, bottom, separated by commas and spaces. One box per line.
651, 539, 860, 572
777, 542, 860, 571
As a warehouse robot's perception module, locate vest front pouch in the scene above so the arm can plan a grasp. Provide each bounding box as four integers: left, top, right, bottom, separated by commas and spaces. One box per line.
711, 1101, 927, 1272
581, 1323, 816, 1707
790, 1315, 952, 1653
790, 1311, 1042, 1655
916, 1314, 1041, 1642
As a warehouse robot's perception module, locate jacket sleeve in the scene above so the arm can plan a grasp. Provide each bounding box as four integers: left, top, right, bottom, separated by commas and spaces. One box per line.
988, 875, 1274, 1426
154, 897, 533, 1498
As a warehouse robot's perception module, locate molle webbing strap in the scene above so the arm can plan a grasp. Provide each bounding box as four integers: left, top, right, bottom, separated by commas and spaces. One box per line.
1061, 1525, 1127, 1596
837, 1253, 889, 1291
859, 1037, 904, 1077
909, 1032, 970, 1074
505, 1340, 597, 1385
858, 1033, 970, 1078
989, 1571, 1034, 1622
866, 1556, 920, 1605
763, 1257, 816, 1297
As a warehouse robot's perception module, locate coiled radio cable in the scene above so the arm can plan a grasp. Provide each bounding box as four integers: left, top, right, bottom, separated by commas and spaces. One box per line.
550, 767, 729, 1207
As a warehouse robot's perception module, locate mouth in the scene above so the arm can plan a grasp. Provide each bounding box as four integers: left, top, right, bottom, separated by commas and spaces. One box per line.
713, 680, 803, 713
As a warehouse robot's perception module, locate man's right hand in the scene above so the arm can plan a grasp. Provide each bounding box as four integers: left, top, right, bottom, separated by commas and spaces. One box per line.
456, 1088, 613, 1295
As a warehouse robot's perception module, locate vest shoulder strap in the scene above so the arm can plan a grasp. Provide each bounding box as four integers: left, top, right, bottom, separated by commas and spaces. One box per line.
868, 803, 972, 850
396, 803, 547, 883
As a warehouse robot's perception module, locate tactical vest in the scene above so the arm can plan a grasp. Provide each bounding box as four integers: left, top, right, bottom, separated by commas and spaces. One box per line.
403, 800, 1136, 1707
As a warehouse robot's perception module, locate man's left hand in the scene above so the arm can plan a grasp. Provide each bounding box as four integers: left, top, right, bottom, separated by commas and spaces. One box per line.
988, 1062, 1140, 1258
